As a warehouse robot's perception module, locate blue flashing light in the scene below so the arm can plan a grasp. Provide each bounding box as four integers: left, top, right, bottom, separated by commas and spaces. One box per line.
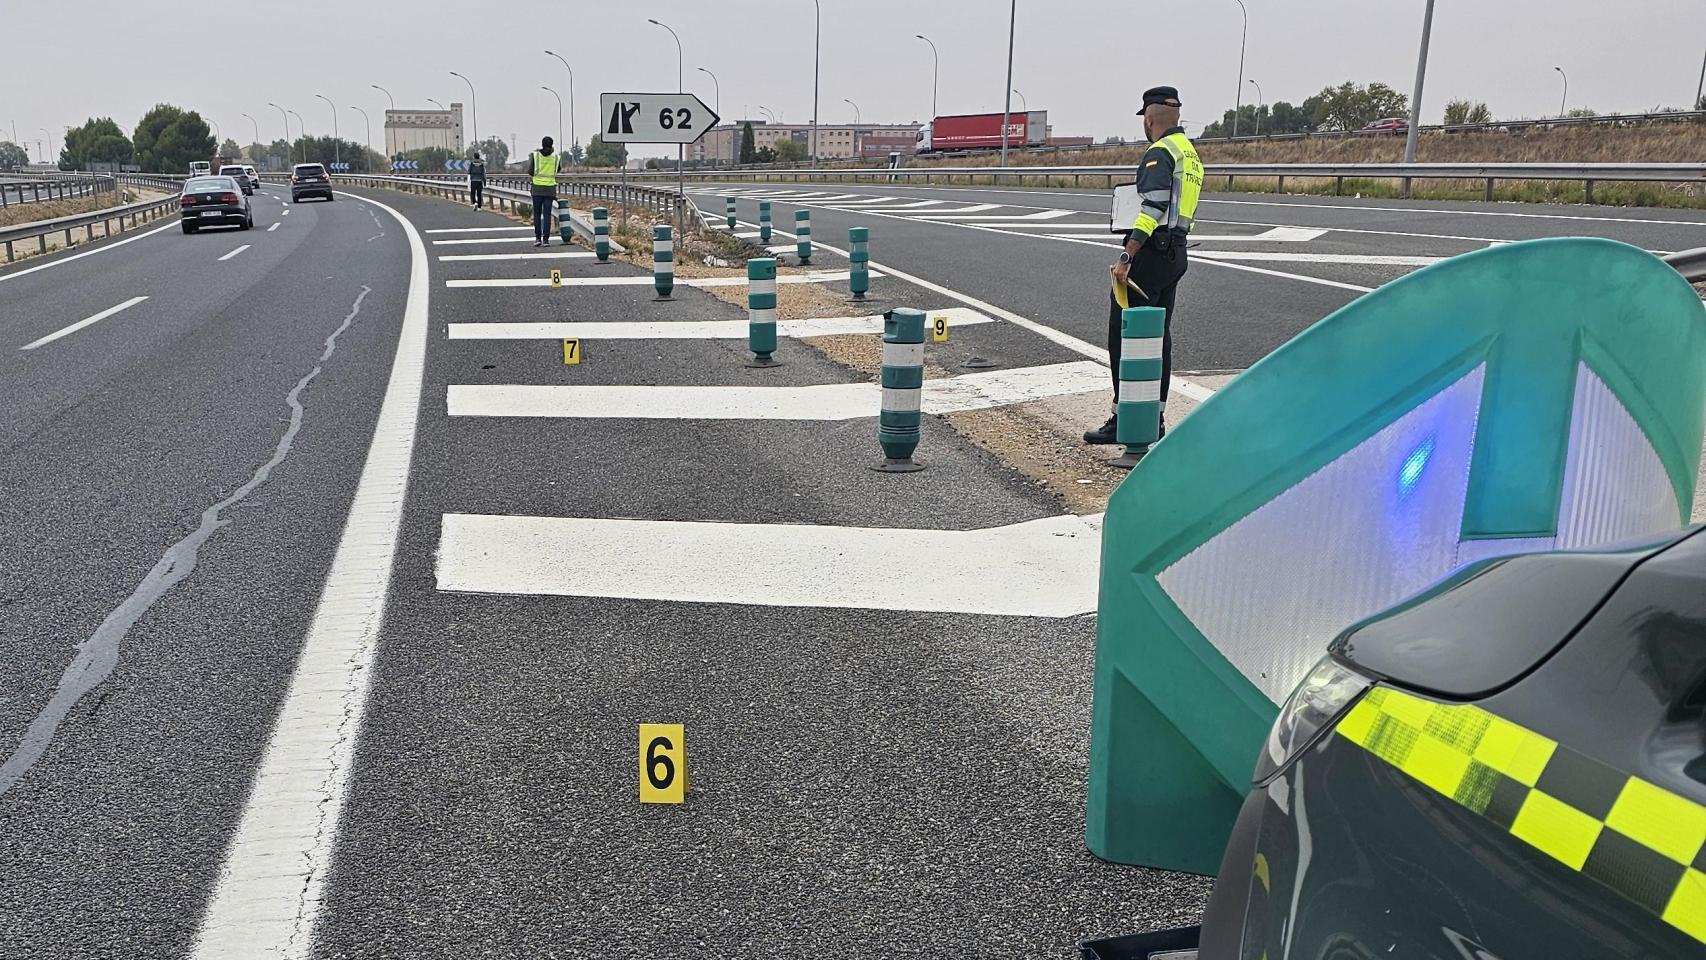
1398, 437, 1435, 496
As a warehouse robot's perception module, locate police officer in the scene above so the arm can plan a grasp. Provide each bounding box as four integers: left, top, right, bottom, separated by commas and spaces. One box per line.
526, 136, 560, 246
468, 151, 486, 208
1084, 86, 1202, 450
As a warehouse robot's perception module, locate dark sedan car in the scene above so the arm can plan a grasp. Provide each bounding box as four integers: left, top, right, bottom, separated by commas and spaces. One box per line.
218, 164, 254, 195
179, 176, 252, 233
290, 162, 333, 202
1087, 525, 1706, 960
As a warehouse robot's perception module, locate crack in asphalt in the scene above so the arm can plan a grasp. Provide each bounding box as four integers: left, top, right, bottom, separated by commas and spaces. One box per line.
0, 284, 375, 798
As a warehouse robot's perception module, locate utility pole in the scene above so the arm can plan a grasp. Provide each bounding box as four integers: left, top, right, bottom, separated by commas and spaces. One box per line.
999, 0, 1017, 166
1231, 0, 1247, 138
1402, 0, 1435, 164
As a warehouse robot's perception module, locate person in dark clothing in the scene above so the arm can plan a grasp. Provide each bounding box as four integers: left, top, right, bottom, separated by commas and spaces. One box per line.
469, 152, 486, 208
525, 136, 559, 246
1084, 86, 1202, 451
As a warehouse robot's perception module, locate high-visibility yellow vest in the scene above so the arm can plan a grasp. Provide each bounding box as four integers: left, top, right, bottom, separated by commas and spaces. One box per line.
531, 151, 559, 187
1154, 131, 1202, 233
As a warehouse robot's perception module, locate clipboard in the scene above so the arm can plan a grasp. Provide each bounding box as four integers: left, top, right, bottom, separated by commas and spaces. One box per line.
1109, 181, 1140, 234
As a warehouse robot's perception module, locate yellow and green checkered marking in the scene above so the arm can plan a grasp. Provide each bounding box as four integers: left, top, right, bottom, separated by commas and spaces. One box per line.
1337, 686, 1706, 945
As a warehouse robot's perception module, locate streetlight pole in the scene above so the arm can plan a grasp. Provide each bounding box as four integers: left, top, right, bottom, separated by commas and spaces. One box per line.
1248, 79, 1264, 136
648, 17, 686, 228
758, 105, 776, 123
350, 106, 372, 172
1012, 89, 1028, 115
450, 71, 477, 154
1402, 0, 1435, 164
1231, 0, 1247, 138
316, 94, 339, 167
698, 67, 722, 167
1697, 47, 1705, 109
545, 51, 576, 164
242, 113, 259, 158
427, 99, 450, 154
41, 128, 55, 167
1554, 66, 1569, 117
268, 102, 289, 166
541, 86, 564, 157
811, 0, 821, 164
999, 0, 1017, 166
287, 111, 305, 164
915, 35, 939, 119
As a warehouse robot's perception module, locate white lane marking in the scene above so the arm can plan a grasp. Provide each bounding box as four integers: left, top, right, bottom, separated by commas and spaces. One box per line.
281, 208, 289, 216
267, 223, 280, 232
448, 360, 1107, 420
1195, 251, 1442, 266
218, 244, 251, 262
19, 296, 148, 350
1036, 231, 1378, 294
0, 220, 177, 286
191, 190, 430, 959
447, 306, 995, 341
437, 250, 596, 262
438, 512, 1103, 617
907, 208, 1079, 222
895, 204, 1006, 217
431, 236, 539, 245
731, 217, 1215, 404
444, 269, 881, 289
424, 226, 532, 234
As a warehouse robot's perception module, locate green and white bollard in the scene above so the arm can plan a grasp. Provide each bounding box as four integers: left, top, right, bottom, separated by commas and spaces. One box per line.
794, 209, 812, 264
759, 200, 772, 242
557, 199, 573, 244
746, 257, 780, 368
652, 224, 674, 301
1108, 305, 1166, 470
593, 206, 611, 263
725, 196, 737, 230
848, 226, 871, 301
873, 307, 926, 472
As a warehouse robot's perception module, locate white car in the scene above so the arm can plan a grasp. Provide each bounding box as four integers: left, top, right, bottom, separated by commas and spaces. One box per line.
240, 164, 261, 192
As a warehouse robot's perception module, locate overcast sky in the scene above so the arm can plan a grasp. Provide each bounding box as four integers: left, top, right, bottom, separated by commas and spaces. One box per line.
5, 0, 1703, 161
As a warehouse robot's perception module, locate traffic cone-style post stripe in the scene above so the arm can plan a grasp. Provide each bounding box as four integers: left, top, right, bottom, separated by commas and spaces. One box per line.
653, 224, 674, 300
725, 196, 737, 230
849, 227, 871, 301
747, 257, 779, 367
1110, 305, 1165, 469
593, 206, 610, 262
794, 209, 812, 264
556, 199, 573, 244
874, 307, 926, 472
759, 200, 772, 242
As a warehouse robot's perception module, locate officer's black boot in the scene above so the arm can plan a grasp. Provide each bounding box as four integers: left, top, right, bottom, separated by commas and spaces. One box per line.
1083, 415, 1118, 445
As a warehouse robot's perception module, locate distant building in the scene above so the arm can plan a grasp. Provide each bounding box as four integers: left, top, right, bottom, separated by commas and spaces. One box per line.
693, 120, 921, 163
385, 103, 464, 156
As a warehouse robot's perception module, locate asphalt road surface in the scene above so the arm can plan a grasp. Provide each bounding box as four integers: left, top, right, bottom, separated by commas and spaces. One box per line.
1, 178, 1701, 959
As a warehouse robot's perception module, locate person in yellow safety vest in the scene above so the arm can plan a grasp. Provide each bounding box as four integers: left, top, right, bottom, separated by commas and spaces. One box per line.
527, 136, 560, 246
1084, 86, 1203, 450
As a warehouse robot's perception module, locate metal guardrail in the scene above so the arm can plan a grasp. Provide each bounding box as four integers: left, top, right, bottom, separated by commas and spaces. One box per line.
1664, 247, 1706, 283
332, 173, 696, 234
571, 161, 1706, 202
0, 174, 114, 208
0, 188, 183, 263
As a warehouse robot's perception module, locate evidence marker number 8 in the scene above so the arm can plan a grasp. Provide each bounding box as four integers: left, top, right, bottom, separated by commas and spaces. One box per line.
639, 723, 685, 803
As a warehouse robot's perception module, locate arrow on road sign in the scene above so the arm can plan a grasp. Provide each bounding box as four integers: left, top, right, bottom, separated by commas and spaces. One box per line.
599, 92, 720, 144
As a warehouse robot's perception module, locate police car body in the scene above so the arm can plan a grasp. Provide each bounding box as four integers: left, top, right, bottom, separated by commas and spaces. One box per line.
1087, 525, 1706, 959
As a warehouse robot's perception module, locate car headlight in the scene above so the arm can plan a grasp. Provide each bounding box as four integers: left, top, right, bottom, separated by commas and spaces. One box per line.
1252, 657, 1371, 784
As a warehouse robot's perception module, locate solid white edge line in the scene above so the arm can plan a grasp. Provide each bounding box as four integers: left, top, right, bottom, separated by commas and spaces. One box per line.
730, 217, 1216, 404
0, 219, 178, 286
217, 244, 251, 262
19, 295, 149, 350
190, 189, 428, 959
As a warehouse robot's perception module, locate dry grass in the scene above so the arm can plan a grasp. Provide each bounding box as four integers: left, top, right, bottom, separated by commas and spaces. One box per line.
0, 189, 147, 228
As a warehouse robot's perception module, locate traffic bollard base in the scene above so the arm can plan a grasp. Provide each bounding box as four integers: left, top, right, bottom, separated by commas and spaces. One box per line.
745, 354, 783, 368
653, 295, 674, 302
870, 457, 926, 473
1107, 445, 1150, 470
962, 355, 998, 369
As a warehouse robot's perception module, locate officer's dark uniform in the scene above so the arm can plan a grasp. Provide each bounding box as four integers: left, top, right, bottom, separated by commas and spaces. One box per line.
1085, 86, 1203, 446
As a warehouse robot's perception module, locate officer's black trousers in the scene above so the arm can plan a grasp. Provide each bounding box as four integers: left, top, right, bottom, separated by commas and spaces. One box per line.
470, 181, 483, 207
1106, 244, 1187, 401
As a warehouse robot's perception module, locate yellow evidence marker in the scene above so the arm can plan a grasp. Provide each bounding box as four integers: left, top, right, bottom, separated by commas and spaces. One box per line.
931, 313, 949, 343
562, 338, 582, 365
639, 723, 685, 803
550, 268, 562, 288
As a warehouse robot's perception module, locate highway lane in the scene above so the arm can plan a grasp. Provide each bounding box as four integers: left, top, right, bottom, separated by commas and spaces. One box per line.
689, 182, 1706, 374
0, 187, 414, 957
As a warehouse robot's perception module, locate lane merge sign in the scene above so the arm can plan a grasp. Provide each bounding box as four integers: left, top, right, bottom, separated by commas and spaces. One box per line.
600, 92, 720, 144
